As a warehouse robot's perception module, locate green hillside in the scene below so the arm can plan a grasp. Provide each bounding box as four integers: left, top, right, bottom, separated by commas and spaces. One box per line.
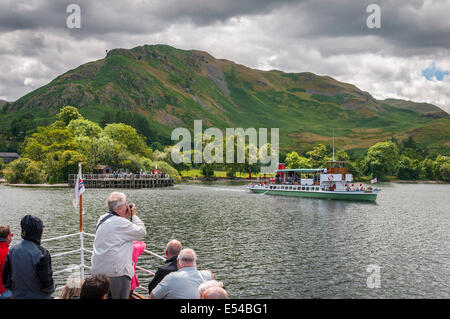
1, 44, 449, 155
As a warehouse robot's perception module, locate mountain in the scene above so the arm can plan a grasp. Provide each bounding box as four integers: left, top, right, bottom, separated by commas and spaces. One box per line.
1, 44, 449, 155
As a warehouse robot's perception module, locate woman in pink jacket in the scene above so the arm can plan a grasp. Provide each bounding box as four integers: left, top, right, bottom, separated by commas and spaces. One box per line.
130, 241, 146, 296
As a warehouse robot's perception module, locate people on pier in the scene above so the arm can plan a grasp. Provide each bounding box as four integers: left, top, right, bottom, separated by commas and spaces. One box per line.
91, 192, 147, 299
59, 277, 84, 299
0, 225, 13, 299
150, 248, 214, 299
80, 274, 110, 299
2, 215, 55, 299
147, 239, 182, 294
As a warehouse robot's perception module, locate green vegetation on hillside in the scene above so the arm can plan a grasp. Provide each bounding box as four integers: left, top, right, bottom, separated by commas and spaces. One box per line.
0, 44, 448, 158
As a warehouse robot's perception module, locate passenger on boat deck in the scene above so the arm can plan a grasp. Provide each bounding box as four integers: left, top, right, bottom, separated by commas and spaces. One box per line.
150, 248, 214, 299
147, 239, 182, 294
202, 286, 229, 299
198, 280, 226, 299
59, 277, 84, 299
80, 274, 110, 299
2, 215, 55, 299
91, 192, 147, 299
0, 225, 14, 299
130, 240, 146, 297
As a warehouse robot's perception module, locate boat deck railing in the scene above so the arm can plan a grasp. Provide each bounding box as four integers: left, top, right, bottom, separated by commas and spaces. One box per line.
42, 231, 164, 295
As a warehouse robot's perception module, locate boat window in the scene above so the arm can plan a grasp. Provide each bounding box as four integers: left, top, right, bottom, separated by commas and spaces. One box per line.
289, 186, 292, 190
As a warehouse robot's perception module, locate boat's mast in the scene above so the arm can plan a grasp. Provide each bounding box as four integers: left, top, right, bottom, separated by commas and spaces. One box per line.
332, 129, 335, 162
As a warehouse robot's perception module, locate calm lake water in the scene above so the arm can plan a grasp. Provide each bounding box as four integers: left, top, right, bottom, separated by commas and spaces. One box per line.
1, 182, 449, 298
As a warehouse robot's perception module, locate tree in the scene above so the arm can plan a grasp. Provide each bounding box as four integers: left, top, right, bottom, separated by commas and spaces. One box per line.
306, 144, 331, 167
285, 151, 311, 169
24, 161, 47, 184
420, 158, 436, 180
23, 126, 77, 162
163, 146, 191, 177
336, 149, 350, 161
102, 123, 151, 157
397, 156, 420, 180
67, 119, 102, 138
56, 106, 84, 125
439, 162, 450, 182
44, 150, 86, 183
2, 158, 33, 183
359, 141, 399, 181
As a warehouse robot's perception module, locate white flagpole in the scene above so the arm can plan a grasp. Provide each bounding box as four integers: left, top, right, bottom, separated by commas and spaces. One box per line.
78, 163, 85, 280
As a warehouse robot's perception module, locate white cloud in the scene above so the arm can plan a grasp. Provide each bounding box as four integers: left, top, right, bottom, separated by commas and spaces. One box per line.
0, 0, 449, 114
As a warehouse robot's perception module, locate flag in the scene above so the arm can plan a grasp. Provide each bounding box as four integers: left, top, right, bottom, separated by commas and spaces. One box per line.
370, 177, 377, 184
73, 163, 85, 207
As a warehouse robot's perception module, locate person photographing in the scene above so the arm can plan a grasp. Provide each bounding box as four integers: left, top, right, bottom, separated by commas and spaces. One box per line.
91, 192, 146, 299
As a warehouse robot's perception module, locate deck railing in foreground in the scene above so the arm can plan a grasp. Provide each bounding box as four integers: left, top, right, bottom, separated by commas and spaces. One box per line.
43, 231, 164, 294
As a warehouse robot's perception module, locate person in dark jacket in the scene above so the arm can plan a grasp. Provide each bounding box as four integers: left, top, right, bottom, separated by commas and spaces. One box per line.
2, 215, 55, 299
147, 239, 181, 294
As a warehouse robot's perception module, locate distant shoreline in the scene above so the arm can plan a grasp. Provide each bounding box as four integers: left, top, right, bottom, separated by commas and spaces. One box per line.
0, 178, 446, 187
1, 181, 69, 188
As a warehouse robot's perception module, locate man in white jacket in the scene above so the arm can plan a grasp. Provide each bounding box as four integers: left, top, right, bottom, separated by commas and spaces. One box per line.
91, 192, 146, 299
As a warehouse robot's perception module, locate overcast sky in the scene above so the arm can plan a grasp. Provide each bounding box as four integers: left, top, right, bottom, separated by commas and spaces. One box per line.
1, 0, 449, 113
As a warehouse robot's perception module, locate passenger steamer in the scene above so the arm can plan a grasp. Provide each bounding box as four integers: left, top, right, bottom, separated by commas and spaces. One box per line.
248, 161, 380, 201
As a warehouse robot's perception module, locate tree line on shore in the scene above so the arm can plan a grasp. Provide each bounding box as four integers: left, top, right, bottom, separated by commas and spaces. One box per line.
1, 105, 449, 183
283, 140, 450, 182
0, 106, 179, 184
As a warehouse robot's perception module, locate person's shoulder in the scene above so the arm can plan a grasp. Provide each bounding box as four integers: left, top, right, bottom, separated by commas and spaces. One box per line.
163, 269, 181, 281
199, 269, 213, 280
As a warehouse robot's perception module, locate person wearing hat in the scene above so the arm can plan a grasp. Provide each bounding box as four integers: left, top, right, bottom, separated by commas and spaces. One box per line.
2, 215, 55, 299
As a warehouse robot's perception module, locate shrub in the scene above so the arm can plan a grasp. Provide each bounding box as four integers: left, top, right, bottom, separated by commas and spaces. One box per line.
24, 161, 47, 184
3, 158, 33, 183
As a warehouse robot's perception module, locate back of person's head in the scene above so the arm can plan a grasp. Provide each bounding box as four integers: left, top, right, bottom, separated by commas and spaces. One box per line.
198, 280, 224, 298
106, 192, 127, 212
177, 248, 197, 268
59, 277, 84, 299
20, 215, 44, 244
201, 286, 229, 299
80, 274, 110, 299
0, 225, 11, 239
166, 239, 182, 258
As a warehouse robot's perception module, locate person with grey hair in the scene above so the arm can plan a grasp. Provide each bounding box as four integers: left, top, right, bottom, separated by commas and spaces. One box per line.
150, 248, 214, 299
91, 192, 146, 299
147, 239, 182, 294
201, 286, 229, 299
198, 280, 225, 298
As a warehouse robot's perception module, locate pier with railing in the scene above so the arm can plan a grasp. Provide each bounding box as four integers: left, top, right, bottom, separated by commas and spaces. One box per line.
68, 173, 174, 189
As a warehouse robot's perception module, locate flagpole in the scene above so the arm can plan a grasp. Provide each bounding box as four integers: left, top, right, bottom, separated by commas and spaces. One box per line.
79, 194, 83, 233
78, 163, 85, 280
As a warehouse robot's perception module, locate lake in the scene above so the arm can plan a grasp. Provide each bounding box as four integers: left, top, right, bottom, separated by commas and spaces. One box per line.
0, 182, 449, 298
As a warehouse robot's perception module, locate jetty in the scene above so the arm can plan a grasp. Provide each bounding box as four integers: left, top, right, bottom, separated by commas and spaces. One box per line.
68, 173, 174, 189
